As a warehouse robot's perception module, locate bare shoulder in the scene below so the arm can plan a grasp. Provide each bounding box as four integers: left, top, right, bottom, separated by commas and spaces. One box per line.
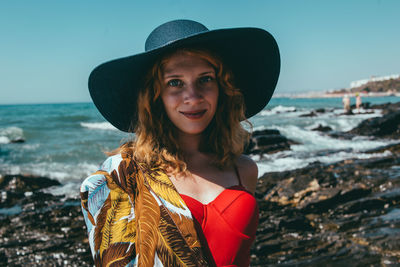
235, 154, 258, 194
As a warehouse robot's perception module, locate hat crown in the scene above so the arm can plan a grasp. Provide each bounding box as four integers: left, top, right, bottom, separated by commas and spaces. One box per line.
145, 19, 209, 51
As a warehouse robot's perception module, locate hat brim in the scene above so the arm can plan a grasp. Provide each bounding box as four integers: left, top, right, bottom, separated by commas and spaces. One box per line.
88, 27, 280, 132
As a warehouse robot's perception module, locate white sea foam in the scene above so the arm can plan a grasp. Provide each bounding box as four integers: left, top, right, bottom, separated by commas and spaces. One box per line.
256, 150, 393, 176
300, 109, 382, 132
80, 122, 117, 131
33, 162, 100, 197
0, 136, 10, 144
260, 105, 298, 116
43, 182, 81, 197
39, 162, 99, 182
255, 107, 382, 133
0, 164, 21, 175
275, 124, 391, 152
332, 110, 382, 131
0, 161, 98, 184
0, 126, 25, 143
21, 144, 40, 150
255, 154, 310, 175
252, 110, 395, 176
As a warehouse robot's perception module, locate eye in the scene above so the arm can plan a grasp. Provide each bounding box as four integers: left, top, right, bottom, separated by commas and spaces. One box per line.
199, 75, 214, 84
167, 79, 183, 87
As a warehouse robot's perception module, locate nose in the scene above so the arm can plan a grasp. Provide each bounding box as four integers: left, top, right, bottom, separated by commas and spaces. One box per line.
183, 82, 203, 104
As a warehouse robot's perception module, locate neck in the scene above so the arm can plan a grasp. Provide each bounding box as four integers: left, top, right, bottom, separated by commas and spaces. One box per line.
177, 131, 202, 156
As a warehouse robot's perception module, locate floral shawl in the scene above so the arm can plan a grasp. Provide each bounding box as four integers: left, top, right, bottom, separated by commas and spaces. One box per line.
80, 154, 211, 266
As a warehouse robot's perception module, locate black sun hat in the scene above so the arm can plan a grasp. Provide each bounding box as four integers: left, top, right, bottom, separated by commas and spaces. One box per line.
88, 19, 280, 132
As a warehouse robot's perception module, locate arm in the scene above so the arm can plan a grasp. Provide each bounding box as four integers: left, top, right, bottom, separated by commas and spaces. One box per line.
80, 154, 137, 265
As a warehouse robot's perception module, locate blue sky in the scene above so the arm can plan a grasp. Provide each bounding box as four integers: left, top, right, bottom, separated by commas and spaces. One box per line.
1, 0, 399, 104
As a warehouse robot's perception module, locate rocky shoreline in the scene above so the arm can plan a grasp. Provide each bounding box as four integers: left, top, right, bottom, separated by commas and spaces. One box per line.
0, 174, 91, 266
1, 102, 400, 266
251, 143, 400, 266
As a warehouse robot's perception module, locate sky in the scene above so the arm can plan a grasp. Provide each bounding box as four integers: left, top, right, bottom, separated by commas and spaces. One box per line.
0, 0, 399, 104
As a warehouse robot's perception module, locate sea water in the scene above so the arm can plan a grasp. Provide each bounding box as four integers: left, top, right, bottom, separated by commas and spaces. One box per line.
1, 96, 399, 197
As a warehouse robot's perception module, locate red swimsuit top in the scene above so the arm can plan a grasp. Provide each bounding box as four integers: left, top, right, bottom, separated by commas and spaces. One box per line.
180, 166, 259, 267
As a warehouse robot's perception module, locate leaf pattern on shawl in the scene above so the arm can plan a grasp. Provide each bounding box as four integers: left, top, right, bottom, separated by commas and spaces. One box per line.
168, 209, 201, 249
135, 170, 161, 267
155, 205, 205, 267
94, 194, 112, 252
99, 189, 135, 256
99, 243, 136, 267
144, 167, 186, 209
84, 172, 111, 225
110, 156, 138, 197
81, 154, 211, 267
80, 191, 96, 225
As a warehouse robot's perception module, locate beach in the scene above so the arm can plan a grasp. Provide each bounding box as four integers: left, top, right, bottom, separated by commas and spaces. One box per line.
1, 96, 399, 266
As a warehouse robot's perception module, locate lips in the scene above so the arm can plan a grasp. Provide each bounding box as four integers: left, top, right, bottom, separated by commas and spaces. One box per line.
179, 109, 207, 119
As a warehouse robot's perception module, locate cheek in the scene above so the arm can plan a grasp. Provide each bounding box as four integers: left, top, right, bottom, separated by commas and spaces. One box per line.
161, 93, 179, 113
210, 89, 219, 110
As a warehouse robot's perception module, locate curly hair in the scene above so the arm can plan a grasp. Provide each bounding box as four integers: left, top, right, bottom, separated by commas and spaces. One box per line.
114, 48, 251, 175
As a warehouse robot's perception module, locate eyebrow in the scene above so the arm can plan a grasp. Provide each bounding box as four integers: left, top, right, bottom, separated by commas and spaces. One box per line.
163, 71, 215, 79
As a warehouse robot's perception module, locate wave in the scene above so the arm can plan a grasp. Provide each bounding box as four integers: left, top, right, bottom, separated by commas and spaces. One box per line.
260, 105, 298, 116
80, 122, 117, 130
252, 120, 396, 176
275, 124, 390, 151
52, 115, 91, 122
0, 161, 99, 197
0, 126, 25, 144
319, 110, 381, 132
256, 150, 393, 176
0, 161, 98, 181
0, 136, 10, 144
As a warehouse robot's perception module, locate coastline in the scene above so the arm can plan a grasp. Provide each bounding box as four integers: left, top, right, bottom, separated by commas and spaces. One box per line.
274, 91, 400, 99
1, 101, 399, 265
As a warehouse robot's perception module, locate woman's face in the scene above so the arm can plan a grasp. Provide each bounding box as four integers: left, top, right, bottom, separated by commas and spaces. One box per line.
160, 51, 219, 136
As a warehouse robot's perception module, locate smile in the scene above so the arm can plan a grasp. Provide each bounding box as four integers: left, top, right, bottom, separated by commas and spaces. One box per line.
180, 110, 207, 119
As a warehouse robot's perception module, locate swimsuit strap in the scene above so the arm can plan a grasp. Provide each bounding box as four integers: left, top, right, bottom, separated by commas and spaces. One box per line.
233, 163, 243, 187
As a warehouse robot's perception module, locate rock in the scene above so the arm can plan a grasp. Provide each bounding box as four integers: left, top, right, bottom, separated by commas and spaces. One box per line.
252, 129, 281, 136
328, 131, 357, 140
300, 108, 330, 117
365, 142, 400, 154
0, 174, 61, 193
0, 174, 62, 208
245, 129, 299, 155
10, 138, 25, 143
351, 102, 371, 110
278, 215, 313, 231
343, 109, 354, 115
348, 110, 400, 139
0, 172, 92, 266
252, 152, 400, 265
311, 124, 333, 132
370, 101, 400, 113
300, 111, 318, 117
326, 102, 400, 140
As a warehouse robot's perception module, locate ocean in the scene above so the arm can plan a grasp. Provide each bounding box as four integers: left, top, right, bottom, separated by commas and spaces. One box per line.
1, 96, 399, 197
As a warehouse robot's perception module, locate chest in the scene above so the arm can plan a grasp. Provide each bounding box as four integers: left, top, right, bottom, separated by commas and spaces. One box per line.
169, 166, 241, 205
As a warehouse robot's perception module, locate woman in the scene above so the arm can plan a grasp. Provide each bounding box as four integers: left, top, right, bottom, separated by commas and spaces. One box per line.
81, 19, 280, 267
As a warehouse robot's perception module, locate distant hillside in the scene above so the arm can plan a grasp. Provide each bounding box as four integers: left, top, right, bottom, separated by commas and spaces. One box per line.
327, 76, 400, 95
350, 76, 400, 93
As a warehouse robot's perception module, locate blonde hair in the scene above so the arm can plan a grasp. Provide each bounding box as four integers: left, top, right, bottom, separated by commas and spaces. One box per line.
113, 48, 251, 175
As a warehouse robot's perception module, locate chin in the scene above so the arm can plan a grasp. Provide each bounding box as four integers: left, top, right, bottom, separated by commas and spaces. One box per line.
177, 126, 208, 135
179, 129, 206, 135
